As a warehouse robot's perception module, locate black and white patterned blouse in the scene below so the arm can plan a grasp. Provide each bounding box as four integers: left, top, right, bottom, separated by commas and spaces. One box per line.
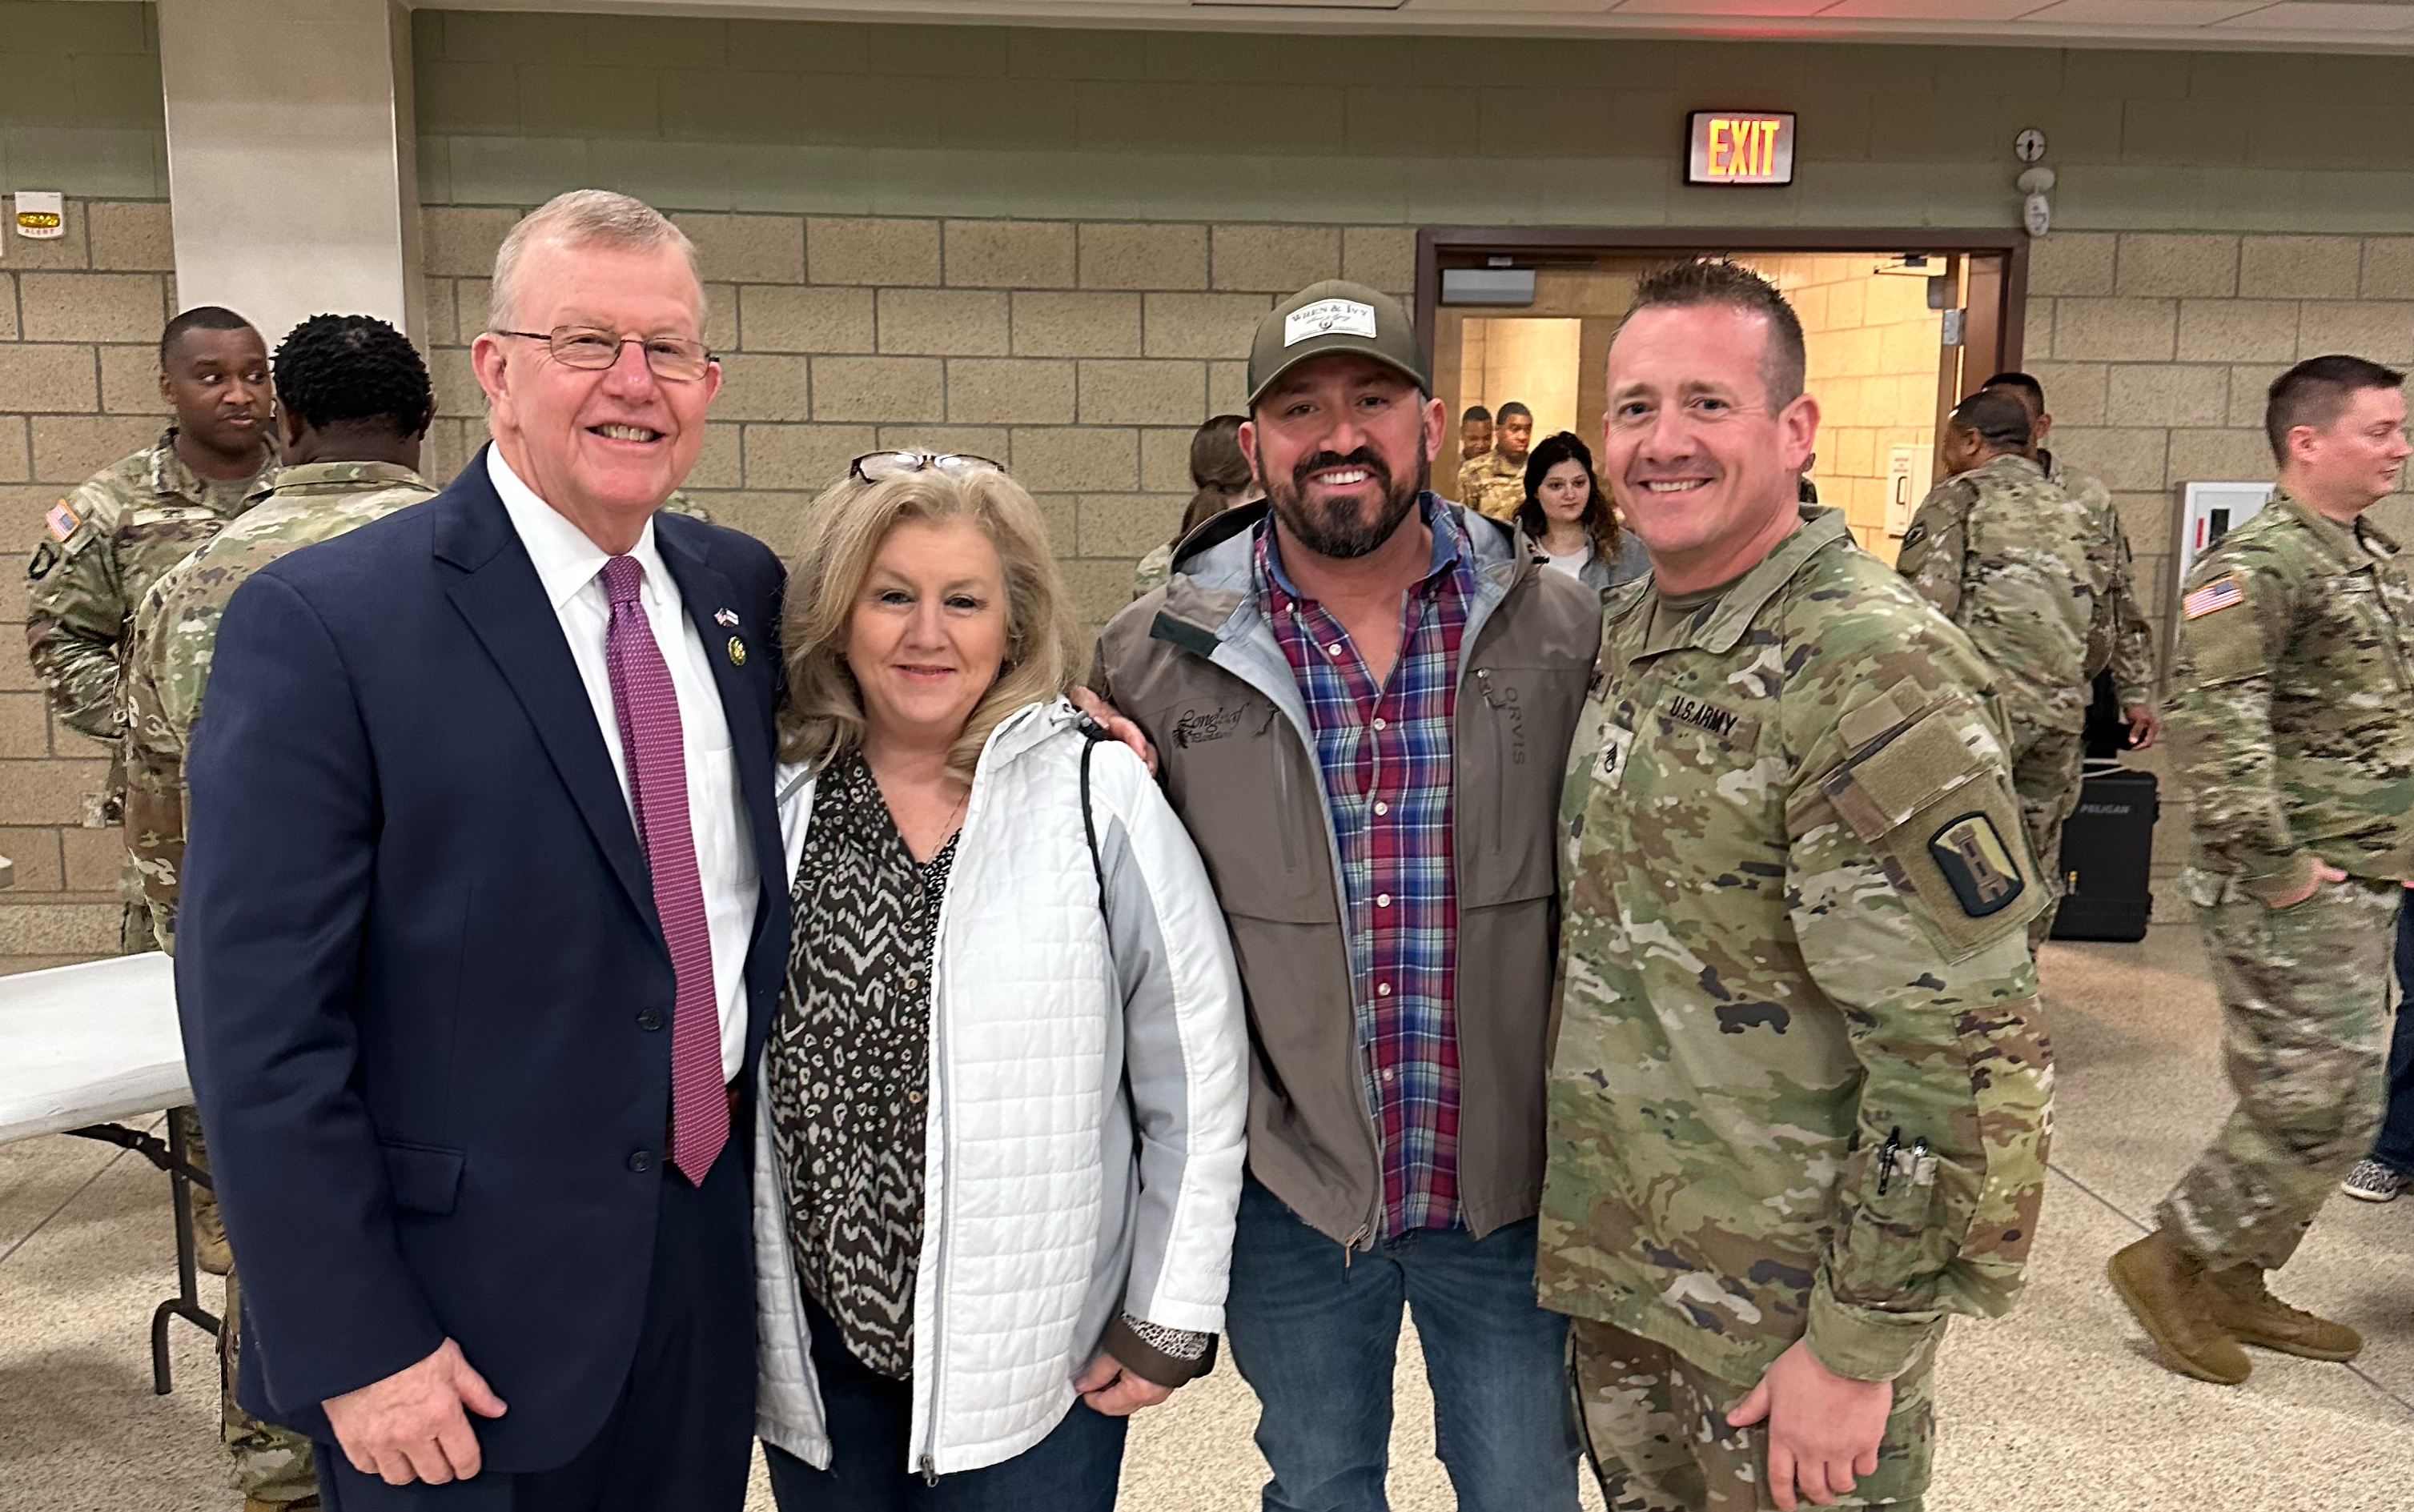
766, 751, 955, 1380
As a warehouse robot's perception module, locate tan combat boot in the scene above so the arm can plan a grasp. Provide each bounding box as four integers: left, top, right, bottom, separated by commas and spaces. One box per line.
2108, 1229, 2251, 1385
191, 1183, 232, 1276
2207, 1264, 2363, 1362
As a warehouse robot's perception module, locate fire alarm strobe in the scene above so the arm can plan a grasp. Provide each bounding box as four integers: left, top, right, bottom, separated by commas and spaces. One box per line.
13, 191, 64, 239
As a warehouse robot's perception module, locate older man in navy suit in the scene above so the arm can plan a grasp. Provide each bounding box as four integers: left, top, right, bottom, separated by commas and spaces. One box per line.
179, 191, 786, 1511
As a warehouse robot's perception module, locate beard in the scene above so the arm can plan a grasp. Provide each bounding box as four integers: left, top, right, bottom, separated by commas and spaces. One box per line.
1259, 443, 1428, 560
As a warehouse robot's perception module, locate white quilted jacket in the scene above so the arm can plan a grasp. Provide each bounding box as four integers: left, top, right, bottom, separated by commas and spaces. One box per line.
753, 699, 1249, 1478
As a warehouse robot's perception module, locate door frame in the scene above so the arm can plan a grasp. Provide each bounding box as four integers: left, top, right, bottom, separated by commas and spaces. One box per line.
1413, 226, 2030, 373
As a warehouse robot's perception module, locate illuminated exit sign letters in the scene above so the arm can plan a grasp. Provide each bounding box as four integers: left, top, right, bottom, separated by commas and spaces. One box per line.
1687, 111, 1797, 186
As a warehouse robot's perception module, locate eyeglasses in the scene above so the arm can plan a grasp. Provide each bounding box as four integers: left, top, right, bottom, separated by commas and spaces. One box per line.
850, 451, 1005, 483
493, 327, 716, 382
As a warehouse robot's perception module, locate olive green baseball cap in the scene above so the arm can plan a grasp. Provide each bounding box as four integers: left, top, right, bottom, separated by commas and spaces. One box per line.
1247, 280, 1430, 407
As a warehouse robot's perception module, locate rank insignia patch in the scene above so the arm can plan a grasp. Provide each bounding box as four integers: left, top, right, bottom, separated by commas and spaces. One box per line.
1927, 812, 2025, 918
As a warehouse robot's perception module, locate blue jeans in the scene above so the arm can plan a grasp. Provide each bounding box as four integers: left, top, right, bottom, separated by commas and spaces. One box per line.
2371, 891, 2414, 1172
761, 1293, 1125, 1512
1222, 1176, 1580, 1512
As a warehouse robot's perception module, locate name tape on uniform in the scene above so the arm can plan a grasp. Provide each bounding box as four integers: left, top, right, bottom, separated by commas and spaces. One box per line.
1284, 299, 1377, 347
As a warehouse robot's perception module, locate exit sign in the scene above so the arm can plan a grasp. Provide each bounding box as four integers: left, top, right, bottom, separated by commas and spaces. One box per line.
1687, 112, 1796, 186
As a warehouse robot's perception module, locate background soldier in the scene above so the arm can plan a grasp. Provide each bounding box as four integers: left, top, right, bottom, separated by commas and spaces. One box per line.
1457, 399, 1532, 518
1544, 261, 2052, 1512
1895, 390, 2100, 940
124, 313, 437, 1512
28, 303, 279, 953
1983, 371, 2162, 748
30, 304, 277, 1288
1458, 403, 1493, 466
2110, 355, 2414, 1386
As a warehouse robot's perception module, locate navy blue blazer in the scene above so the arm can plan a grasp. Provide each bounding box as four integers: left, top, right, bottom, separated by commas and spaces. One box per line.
177, 451, 788, 1470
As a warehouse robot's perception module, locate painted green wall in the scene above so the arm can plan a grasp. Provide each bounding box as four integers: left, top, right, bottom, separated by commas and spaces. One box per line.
0, 2, 165, 199
412, 9, 2414, 232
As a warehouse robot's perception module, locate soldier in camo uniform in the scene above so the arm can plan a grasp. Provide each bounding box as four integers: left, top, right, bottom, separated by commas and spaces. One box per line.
29, 307, 278, 1295
1895, 390, 2100, 942
124, 314, 439, 1512
1456, 400, 1531, 519
1982, 371, 2163, 748
2110, 355, 2414, 1388
1544, 262, 2052, 1512
28, 305, 279, 953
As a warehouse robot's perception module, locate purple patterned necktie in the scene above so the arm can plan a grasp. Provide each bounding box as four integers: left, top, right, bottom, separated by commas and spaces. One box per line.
600, 554, 726, 1185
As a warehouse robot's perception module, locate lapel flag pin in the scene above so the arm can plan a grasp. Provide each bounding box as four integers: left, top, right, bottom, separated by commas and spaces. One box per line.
714, 608, 739, 628
727, 636, 747, 667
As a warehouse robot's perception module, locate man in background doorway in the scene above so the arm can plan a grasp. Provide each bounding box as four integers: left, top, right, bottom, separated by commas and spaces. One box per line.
1982, 371, 2161, 750
1460, 401, 1532, 519
1895, 390, 2099, 944
1459, 404, 1493, 469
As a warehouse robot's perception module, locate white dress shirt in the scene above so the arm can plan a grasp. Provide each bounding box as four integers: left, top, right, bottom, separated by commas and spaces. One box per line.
489, 448, 758, 1081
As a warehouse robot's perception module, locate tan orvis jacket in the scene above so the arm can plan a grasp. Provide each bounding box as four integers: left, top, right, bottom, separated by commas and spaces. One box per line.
1095, 499, 1601, 1249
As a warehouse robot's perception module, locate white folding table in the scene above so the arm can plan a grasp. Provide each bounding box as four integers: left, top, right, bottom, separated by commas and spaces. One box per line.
0, 952, 216, 1393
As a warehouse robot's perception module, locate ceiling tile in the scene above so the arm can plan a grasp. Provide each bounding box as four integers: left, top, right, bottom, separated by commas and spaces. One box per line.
1818, 0, 2046, 17
1608, 0, 1837, 14
2018, 0, 2270, 25
2215, 2, 2414, 30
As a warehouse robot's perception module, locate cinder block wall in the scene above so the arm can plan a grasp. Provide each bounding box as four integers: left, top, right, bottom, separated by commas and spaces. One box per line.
420, 209, 1414, 625
22, 9, 2414, 960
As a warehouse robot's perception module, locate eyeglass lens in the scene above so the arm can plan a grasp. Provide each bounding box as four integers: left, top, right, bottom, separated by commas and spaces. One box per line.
540, 327, 713, 380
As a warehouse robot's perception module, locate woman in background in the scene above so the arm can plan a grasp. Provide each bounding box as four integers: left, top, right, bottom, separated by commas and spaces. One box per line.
1131, 414, 1254, 599
1516, 431, 1649, 595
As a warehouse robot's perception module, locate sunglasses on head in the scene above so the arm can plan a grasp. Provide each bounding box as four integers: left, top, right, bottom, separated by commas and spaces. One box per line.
849, 451, 1006, 483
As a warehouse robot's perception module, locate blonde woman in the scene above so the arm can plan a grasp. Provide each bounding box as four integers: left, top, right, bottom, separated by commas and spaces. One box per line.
752, 451, 1247, 1510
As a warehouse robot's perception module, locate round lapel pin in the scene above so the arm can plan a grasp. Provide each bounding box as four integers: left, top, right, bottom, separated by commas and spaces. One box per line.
727, 636, 747, 667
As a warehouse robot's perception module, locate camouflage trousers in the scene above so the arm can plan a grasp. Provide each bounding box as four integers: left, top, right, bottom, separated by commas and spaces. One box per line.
184, 1120, 319, 1502
2010, 726, 2085, 948
221, 1263, 320, 1502
1570, 1319, 1935, 1512
2159, 875, 2396, 1271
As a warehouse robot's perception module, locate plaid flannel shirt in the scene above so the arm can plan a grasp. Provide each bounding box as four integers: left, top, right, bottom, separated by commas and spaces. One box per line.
1258, 495, 1473, 1235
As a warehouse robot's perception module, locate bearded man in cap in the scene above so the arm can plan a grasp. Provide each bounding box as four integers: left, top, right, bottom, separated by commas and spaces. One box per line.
1093, 281, 1598, 1510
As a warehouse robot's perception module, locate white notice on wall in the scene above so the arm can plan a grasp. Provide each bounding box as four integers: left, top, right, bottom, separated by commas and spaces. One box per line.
1885, 444, 1932, 539
2176, 481, 2275, 584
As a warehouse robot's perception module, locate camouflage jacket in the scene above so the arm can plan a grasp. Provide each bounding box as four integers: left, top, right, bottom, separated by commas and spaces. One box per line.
27, 427, 275, 741
1456, 450, 1524, 521
2167, 491, 2414, 906
1540, 506, 2054, 1390
1894, 452, 2099, 737
1131, 541, 1175, 600
123, 460, 436, 949
2044, 451, 2159, 709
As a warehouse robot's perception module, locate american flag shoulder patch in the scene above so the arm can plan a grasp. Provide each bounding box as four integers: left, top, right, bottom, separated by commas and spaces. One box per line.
43, 500, 78, 541
2183, 575, 2245, 620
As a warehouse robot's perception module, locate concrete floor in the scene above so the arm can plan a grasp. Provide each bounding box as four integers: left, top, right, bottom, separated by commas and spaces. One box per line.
4, 928, 2409, 1510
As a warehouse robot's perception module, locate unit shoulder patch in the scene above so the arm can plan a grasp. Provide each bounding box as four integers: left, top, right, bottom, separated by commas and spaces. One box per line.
1926, 811, 2026, 918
